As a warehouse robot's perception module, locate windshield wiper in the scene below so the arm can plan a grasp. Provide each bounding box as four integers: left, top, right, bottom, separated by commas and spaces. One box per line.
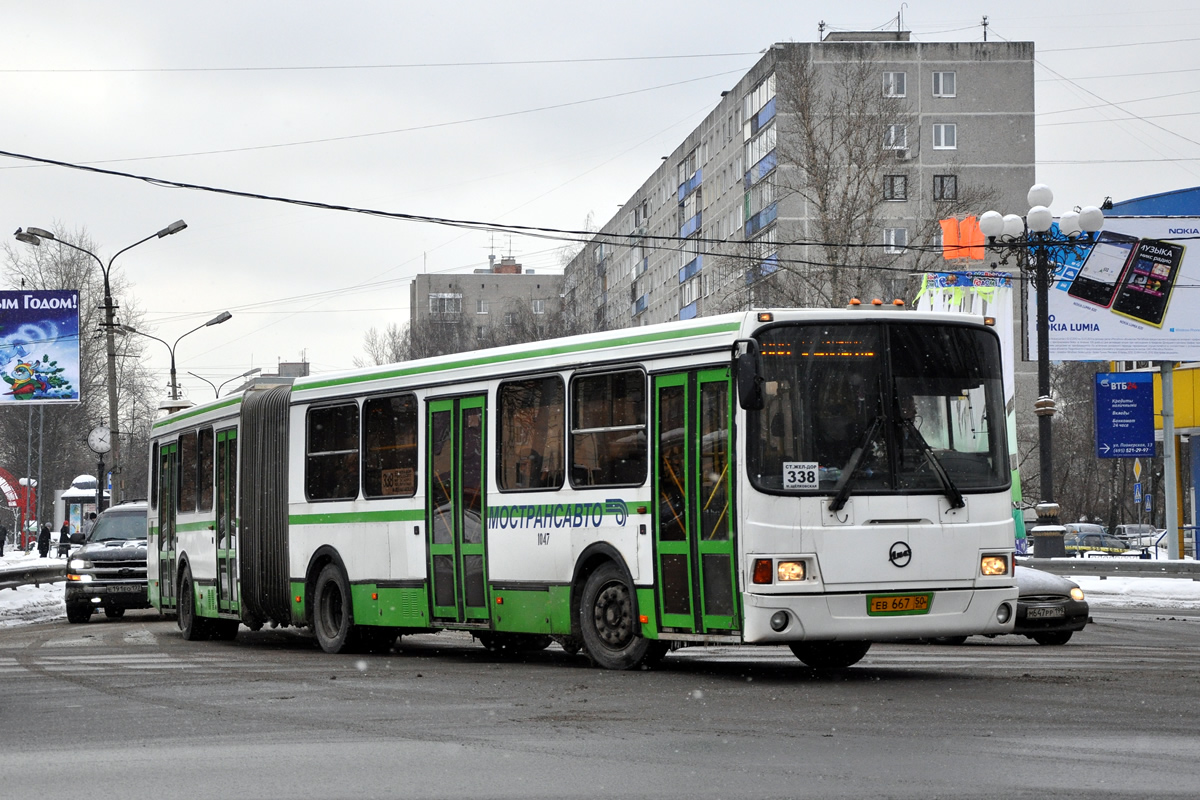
901, 417, 965, 509
829, 415, 883, 512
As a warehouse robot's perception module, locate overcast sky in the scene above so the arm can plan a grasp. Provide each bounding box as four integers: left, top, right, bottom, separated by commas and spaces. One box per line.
3, 1, 1198, 404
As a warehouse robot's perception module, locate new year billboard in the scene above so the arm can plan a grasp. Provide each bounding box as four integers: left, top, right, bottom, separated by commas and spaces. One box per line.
1029, 217, 1200, 361
0, 290, 81, 404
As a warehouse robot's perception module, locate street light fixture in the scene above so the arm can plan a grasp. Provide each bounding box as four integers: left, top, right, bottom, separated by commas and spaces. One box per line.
187, 366, 262, 398
119, 311, 233, 403
979, 185, 1104, 556
14, 221, 188, 504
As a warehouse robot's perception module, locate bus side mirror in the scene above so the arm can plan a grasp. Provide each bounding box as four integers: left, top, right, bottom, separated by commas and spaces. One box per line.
735, 340, 764, 410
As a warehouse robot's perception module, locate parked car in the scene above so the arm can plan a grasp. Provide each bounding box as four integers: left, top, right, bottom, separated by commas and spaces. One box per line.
64, 501, 150, 623
931, 565, 1089, 646
1114, 523, 1165, 548
1062, 523, 1132, 556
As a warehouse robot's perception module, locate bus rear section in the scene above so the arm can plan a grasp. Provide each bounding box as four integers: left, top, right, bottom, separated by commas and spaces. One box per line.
733, 315, 1018, 661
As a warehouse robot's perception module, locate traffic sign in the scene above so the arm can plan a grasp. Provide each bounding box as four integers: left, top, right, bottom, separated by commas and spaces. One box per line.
1134, 482, 1143, 504
1134, 458, 1142, 480
1095, 373, 1155, 458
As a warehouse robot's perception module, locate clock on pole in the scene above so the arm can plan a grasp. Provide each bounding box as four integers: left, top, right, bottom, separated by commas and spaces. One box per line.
87, 426, 112, 454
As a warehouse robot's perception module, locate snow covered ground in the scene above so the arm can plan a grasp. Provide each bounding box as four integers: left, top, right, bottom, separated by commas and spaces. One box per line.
3, 548, 1200, 631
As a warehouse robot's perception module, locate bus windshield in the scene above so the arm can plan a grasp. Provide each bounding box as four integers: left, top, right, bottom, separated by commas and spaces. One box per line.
747, 321, 1009, 496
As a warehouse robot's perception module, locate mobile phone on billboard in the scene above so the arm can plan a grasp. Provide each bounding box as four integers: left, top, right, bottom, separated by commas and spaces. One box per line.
1066, 231, 1139, 307
1110, 239, 1187, 328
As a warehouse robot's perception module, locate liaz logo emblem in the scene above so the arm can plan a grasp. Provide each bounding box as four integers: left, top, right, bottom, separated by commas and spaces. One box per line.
888, 541, 912, 567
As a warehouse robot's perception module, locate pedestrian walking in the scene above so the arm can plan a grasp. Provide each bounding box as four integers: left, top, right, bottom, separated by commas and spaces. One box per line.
57, 520, 71, 558
37, 523, 51, 558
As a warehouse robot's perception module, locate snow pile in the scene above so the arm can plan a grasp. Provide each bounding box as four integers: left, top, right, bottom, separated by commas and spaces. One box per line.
1076, 575, 1200, 610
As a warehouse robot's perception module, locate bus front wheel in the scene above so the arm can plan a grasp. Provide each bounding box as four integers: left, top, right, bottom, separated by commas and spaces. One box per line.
579, 562, 657, 670
178, 568, 210, 641
789, 640, 871, 670
313, 563, 357, 654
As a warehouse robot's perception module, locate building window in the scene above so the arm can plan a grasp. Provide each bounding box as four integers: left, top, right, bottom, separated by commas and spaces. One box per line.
362, 394, 417, 498
476, 299, 488, 314
884, 228, 909, 254
884, 175, 908, 201
933, 71, 956, 97
429, 292, 461, 315
532, 298, 546, 315
885, 124, 908, 150
498, 377, 565, 491
504, 311, 517, 326
933, 174, 958, 201
933, 123, 957, 149
570, 370, 647, 487
306, 403, 359, 501
883, 72, 906, 97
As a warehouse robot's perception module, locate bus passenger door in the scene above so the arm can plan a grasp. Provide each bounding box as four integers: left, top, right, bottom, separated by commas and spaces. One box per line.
426, 396, 489, 625
214, 428, 238, 614
157, 442, 178, 609
654, 369, 739, 634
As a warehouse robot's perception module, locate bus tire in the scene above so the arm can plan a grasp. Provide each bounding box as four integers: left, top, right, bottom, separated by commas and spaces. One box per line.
789, 640, 871, 670
178, 568, 210, 641
579, 562, 654, 670
313, 563, 357, 654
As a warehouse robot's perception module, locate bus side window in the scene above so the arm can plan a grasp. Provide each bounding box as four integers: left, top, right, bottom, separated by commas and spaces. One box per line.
498, 377, 565, 491
570, 370, 647, 488
362, 394, 418, 498
306, 403, 360, 501
178, 430, 198, 513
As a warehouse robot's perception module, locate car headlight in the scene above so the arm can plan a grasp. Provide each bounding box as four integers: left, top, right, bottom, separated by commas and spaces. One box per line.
1070, 587, 1085, 602
68, 558, 91, 571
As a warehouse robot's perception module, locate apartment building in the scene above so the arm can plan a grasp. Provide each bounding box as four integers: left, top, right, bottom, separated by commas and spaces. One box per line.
564, 31, 1035, 329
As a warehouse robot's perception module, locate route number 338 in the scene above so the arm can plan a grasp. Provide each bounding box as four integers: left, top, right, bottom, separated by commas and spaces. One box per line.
782, 462, 819, 490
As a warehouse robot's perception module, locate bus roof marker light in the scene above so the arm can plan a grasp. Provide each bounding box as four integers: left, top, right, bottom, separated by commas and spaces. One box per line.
848, 298, 862, 306
757, 312, 774, 322
892, 299, 905, 307
871, 298, 884, 306
984, 316, 996, 326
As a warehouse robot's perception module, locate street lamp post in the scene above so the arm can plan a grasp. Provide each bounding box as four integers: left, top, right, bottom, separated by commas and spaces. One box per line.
119, 311, 233, 405
15, 221, 187, 504
187, 367, 262, 399
979, 185, 1104, 557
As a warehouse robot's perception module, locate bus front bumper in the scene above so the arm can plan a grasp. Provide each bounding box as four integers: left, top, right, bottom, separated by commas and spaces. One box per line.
741, 586, 1018, 644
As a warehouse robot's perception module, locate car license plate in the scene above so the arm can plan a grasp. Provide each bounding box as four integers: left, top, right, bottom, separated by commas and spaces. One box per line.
107, 585, 144, 594
867, 593, 932, 616
1026, 606, 1065, 619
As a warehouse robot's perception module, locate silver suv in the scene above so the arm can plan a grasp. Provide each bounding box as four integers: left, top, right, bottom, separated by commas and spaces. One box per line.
64, 501, 150, 623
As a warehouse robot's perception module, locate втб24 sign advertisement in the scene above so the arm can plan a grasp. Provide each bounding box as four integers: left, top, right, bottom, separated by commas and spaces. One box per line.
1030, 217, 1199, 361
0, 290, 80, 405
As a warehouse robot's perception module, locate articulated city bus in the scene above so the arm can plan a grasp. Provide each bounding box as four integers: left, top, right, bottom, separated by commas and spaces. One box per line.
147, 307, 1017, 670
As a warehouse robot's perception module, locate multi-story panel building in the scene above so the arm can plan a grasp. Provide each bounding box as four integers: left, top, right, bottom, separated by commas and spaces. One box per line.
410, 255, 564, 344
564, 32, 1035, 329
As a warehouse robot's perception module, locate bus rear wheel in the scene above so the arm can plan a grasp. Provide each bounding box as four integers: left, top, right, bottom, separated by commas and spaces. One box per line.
313, 563, 357, 654
789, 641, 871, 670
579, 563, 656, 670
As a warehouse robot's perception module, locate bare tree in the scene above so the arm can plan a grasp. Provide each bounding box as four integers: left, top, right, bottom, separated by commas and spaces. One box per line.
708, 51, 1000, 312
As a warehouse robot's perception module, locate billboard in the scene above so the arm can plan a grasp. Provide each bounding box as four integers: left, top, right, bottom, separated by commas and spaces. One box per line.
1030, 217, 1200, 361
0, 290, 81, 404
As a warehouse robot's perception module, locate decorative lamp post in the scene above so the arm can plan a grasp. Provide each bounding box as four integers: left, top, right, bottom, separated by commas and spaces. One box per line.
979, 185, 1104, 557
187, 366, 262, 398
15, 221, 188, 504
119, 311, 233, 411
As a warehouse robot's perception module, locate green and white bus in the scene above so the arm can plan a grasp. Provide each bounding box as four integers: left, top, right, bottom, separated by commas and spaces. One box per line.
147, 307, 1017, 670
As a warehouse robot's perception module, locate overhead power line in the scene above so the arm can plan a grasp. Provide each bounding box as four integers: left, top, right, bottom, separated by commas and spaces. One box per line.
0, 51, 761, 74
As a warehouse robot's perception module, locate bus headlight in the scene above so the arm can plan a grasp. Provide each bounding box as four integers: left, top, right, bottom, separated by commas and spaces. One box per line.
777, 561, 805, 581
980, 555, 1009, 576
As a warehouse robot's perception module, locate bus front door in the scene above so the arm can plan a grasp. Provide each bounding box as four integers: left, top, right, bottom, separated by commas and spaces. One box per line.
214, 428, 238, 614
654, 369, 739, 635
157, 442, 178, 609
426, 396, 489, 626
